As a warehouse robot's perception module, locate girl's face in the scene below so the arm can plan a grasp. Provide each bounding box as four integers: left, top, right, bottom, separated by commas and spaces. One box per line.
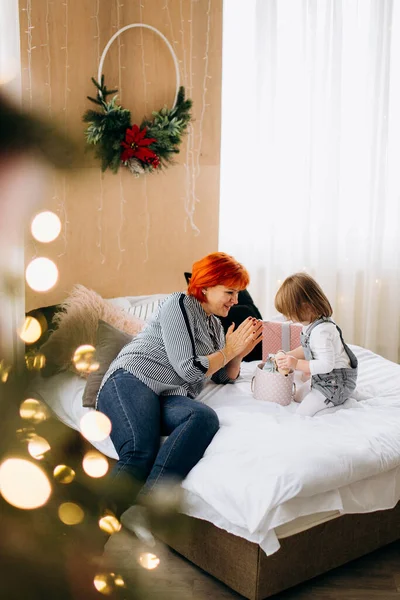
201, 285, 239, 317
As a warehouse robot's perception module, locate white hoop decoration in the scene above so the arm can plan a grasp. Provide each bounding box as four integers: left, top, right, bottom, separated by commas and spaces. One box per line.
97, 24, 180, 109
83, 24, 192, 176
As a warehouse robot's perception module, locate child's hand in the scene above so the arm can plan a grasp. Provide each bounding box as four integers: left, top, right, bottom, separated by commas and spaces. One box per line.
275, 353, 298, 372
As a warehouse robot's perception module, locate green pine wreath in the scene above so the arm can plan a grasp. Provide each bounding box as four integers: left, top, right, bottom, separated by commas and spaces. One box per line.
83, 76, 193, 176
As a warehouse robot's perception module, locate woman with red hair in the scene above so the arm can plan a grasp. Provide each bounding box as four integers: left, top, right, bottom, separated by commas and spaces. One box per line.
97, 252, 262, 517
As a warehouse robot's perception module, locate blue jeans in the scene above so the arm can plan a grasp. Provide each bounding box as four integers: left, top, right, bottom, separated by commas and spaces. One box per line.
97, 369, 219, 508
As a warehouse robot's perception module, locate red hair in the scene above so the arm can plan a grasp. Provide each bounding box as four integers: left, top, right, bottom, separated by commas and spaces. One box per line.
187, 252, 250, 302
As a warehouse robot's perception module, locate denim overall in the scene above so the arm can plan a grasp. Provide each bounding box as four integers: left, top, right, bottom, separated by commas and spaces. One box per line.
301, 318, 358, 406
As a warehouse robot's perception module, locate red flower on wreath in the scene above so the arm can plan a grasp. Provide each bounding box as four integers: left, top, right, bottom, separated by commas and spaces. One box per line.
121, 124, 160, 168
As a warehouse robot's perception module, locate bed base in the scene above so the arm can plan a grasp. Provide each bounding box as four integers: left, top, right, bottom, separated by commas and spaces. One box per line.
158, 503, 400, 599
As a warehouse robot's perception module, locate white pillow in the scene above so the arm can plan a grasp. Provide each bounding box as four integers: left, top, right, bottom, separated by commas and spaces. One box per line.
28, 372, 118, 460
108, 293, 169, 321
106, 296, 132, 311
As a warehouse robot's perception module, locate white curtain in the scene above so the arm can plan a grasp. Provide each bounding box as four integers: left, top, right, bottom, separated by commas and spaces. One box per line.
0, 0, 21, 97
220, 0, 400, 362
0, 0, 23, 365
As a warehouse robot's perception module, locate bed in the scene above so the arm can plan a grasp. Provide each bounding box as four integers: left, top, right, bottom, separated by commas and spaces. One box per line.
27, 293, 400, 599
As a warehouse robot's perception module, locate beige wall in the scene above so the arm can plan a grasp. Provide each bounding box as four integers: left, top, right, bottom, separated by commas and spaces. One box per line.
20, 0, 222, 311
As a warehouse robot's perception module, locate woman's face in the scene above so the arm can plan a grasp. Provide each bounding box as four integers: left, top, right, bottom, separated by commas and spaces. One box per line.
201, 285, 239, 317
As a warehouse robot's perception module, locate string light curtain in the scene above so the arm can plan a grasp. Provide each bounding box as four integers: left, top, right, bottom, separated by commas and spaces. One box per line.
219, 0, 400, 361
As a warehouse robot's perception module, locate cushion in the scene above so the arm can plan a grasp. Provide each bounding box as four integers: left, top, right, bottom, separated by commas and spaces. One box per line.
25, 304, 60, 349
82, 320, 133, 408
40, 284, 145, 377
108, 293, 168, 321
27, 370, 118, 459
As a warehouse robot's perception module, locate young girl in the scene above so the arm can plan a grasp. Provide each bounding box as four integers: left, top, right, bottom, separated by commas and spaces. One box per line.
274, 273, 358, 417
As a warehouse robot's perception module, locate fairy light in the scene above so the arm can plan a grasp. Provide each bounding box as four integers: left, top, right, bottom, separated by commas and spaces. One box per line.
94, 573, 126, 595
53, 465, 76, 484
28, 435, 51, 460
24, 0, 34, 109
19, 316, 42, 344
25, 257, 58, 292
187, 1, 194, 99
139, 3, 148, 110
116, 175, 127, 271
178, 0, 201, 234
58, 0, 70, 257
72, 344, 99, 373
80, 411, 112, 443
178, 0, 188, 87
117, 0, 124, 103
0, 360, 11, 383
99, 515, 122, 535
31, 211, 62, 243
45, 0, 52, 116
43, 3, 63, 262
62, 0, 70, 117
139, 2, 151, 262
20, 398, 50, 423
182, 1, 200, 234
91, 0, 106, 264
82, 451, 109, 478
195, 0, 212, 179
58, 502, 84, 525
114, 1, 127, 270
24, 351, 46, 372
90, 1, 106, 264
138, 553, 160, 570
0, 458, 51, 510
164, 0, 185, 83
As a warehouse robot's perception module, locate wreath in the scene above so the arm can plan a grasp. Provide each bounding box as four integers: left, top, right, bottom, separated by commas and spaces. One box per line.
82, 24, 193, 176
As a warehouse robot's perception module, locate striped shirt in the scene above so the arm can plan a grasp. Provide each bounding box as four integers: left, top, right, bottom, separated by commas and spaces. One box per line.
98, 292, 237, 401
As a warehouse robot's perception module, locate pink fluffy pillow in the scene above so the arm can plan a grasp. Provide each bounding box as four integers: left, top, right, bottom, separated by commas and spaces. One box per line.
40, 284, 145, 377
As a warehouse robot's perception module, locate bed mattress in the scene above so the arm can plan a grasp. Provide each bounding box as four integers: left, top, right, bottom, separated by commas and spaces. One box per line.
29, 345, 400, 555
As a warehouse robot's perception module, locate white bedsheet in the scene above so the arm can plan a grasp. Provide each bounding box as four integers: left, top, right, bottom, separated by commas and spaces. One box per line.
29, 346, 400, 555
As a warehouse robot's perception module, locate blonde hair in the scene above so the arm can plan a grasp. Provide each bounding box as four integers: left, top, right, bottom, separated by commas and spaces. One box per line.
275, 273, 332, 322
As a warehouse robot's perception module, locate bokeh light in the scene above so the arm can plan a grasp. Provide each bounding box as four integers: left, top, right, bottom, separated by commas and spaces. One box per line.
53, 465, 76, 484
58, 502, 84, 525
0, 458, 51, 509
25, 351, 46, 372
26, 257, 58, 292
19, 316, 42, 344
80, 411, 111, 442
113, 575, 125, 588
28, 435, 51, 460
72, 345, 99, 374
16, 427, 36, 443
31, 211, 62, 243
20, 398, 50, 424
94, 573, 126, 595
99, 515, 122, 535
82, 451, 109, 478
138, 552, 160, 570
0, 360, 12, 383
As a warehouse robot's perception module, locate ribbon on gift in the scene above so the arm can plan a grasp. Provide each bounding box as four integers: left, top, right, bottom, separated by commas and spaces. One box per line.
262, 320, 302, 361
281, 321, 291, 351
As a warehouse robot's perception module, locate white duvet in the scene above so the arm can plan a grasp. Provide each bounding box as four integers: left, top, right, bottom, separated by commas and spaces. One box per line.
30, 346, 400, 555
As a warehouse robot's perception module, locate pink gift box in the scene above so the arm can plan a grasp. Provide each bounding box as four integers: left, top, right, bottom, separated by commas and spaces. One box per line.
262, 321, 303, 361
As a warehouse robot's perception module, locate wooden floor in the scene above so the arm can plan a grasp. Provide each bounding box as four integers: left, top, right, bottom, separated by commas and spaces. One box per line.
105, 530, 400, 599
